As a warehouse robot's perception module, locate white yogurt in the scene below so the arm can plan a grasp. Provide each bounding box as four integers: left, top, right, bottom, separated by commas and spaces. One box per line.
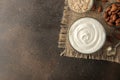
69, 18, 106, 54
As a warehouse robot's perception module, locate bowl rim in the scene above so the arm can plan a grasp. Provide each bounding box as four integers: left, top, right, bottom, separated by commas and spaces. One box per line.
103, 2, 120, 28
68, 17, 106, 54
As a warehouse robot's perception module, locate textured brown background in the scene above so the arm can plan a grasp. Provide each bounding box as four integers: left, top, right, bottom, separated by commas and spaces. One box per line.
0, 0, 120, 80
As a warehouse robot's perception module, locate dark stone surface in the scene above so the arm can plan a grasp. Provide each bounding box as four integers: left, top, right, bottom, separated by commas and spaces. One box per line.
0, 0, 120, 80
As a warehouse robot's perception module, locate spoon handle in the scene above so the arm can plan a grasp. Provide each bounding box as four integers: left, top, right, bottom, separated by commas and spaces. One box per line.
115, 41, 120, 48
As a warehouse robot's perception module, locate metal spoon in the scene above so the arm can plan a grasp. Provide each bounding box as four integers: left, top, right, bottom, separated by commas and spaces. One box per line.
107, 41, 120, 56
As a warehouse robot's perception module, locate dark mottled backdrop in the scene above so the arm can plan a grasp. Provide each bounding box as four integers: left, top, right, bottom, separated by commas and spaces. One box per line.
0, 0, 120, 80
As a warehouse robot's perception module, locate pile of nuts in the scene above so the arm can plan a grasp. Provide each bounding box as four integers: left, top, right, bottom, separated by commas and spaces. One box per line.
103, 3, 120, 27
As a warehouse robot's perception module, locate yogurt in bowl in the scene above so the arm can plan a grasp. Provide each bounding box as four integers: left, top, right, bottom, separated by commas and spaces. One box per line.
69, 18, 106, 54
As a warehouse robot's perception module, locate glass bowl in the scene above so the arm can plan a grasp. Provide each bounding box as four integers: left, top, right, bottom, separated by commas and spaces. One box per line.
68, 0, 94, 13
103, 2, 120, 28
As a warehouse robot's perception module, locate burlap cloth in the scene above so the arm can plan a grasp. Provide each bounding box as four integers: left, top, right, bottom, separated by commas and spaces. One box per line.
58, 0, 120, 63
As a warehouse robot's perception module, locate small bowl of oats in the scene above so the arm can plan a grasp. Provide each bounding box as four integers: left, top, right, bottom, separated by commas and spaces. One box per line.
68, 0, 94, 13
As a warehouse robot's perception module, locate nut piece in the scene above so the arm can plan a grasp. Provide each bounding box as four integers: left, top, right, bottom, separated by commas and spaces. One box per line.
104, 12, 108, 18
105, 17, 110, 22
98, 6, 102, 13
116, 23, 120, 26
116, 18, 120, 24
112, 14, 117, 21
108, 11, 112, 15
111, 4, 118, 12
109, 19, 114, 23
108, 22, 113, 26
118, 12, 120, 16
105, 6, 111, 12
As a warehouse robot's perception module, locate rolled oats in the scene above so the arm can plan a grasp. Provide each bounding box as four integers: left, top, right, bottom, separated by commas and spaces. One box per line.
68, 0, 93, 13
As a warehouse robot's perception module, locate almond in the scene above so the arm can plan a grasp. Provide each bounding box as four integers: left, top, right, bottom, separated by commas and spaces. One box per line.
110, 14, 114, 19
118, 12, 120, 15
114, 9, 119, 14
104, 12, 108, 18
107, 22, 113, 26
116, 18, 120, 24
111, 4, 118, 12
112, 12, 116, 15
112, 14, 117, 21
98, 6, 102, 13
109, 19, 114, 23
105, 6, 111, 12
105, 17, 110, 22
108, 11, 112, 15
116, 23, 120, 26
